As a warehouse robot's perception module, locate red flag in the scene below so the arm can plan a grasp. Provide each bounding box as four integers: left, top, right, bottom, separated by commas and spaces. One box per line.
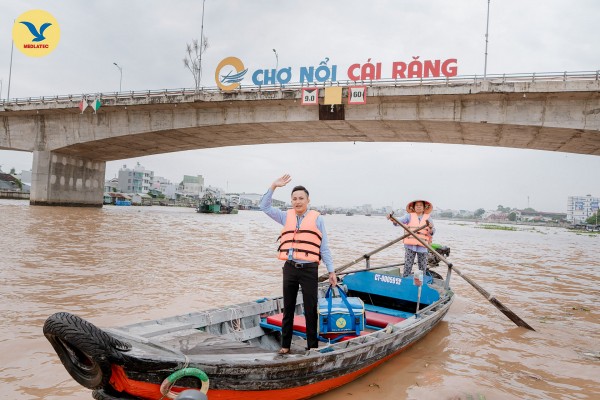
78, 97, 88, 113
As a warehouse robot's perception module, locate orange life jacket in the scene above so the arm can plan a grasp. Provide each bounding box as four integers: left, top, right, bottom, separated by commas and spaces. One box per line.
277, 209, 322, 263
403, 213, 432, 246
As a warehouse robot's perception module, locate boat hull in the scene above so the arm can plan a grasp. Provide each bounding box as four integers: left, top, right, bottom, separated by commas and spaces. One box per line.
197, 204, 221, 213
45, 276, 453, 400
94, 343, 417, 400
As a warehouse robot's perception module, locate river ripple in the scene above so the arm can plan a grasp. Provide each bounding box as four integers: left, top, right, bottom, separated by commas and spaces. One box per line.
0, 200, 598, 399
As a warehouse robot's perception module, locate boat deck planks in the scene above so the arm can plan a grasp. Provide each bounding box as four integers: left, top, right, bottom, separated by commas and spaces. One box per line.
158, 329, 274, 356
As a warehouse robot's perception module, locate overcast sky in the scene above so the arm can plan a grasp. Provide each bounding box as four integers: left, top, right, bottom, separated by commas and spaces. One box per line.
1, 0, 599, 211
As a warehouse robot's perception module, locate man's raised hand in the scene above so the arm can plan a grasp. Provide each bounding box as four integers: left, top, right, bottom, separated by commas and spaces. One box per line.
272, 174, 292, 189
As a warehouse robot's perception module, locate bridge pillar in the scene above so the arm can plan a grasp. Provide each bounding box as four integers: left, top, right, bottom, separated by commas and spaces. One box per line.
30, 151, 105, 207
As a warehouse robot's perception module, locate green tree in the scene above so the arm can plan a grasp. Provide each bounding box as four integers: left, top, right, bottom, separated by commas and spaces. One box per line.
586, 210, 600, 225
10, 167, 16, 174
523, 207, 536, 212
497, 205, 511, 213
474, 208, 485, 218
14, 177, 23, 190
508, 212, 517, 221
440, 211, 453, 218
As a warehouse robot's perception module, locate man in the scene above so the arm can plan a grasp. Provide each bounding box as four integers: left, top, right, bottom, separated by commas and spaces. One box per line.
260, 174, 337, 354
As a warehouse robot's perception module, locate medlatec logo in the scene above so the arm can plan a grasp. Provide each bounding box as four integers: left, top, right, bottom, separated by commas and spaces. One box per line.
13, 10, 60, 57
214, 57, 248, 91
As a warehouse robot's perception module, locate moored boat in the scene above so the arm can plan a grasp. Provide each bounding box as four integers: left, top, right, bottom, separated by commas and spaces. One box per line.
196, 193, 238, 214
196, 202, 221, 213
44, 264, 454, 400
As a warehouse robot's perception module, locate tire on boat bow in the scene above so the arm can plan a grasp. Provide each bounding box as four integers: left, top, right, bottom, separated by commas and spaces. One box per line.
43, 312, 131, 390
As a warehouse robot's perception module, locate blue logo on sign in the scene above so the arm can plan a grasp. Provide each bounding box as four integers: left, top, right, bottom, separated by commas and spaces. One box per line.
220, 69, 248, 85
20, 21, 52, 42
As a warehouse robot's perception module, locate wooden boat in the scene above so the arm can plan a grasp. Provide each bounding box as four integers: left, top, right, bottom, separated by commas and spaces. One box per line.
44, 266, 454, 400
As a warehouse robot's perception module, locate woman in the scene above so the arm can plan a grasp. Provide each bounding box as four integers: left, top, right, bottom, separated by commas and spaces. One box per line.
387, 200, 435, 277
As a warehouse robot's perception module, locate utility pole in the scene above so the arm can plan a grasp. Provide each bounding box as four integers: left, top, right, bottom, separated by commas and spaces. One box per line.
7, 30, 15, 101
483, 0, 491, 79
199, 0, 206, 87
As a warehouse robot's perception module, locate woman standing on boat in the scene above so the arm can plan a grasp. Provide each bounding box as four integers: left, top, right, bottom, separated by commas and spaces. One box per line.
387, 200, 436, 277
260, 174, 337, 354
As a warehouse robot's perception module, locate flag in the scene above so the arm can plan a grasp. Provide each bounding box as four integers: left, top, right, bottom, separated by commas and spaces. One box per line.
78, 97, 88, 113
91, 98, 102, 113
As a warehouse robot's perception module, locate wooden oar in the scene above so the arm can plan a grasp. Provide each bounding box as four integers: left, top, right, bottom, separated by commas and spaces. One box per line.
388, 213, 536, 331
317, 223, 429, 282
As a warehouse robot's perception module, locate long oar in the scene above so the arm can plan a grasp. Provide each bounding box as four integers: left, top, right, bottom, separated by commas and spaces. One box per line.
317, 223, 429, 282
388, 213, 536, 331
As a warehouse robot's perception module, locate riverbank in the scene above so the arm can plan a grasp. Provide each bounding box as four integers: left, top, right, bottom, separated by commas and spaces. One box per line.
0, 190, 29, 200
436, 216, 571, 228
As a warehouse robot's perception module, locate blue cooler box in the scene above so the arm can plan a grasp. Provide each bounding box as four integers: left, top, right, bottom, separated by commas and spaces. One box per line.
318, 286, 365, 335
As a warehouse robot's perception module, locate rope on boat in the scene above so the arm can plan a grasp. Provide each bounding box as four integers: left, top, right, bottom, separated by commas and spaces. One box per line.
228, 307, 243, 335
160, 367, 210, 399
180, 354, 190, 370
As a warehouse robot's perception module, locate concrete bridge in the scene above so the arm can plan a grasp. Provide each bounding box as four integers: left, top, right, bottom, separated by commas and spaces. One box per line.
1, 73, 599, 206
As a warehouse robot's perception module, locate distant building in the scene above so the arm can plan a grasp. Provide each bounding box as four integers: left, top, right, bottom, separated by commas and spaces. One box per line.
486, 212, 509, 221
152, 176, 177, 199
238, 192, 286, 209
519, 209, 567, 222
104, 177, 119, 192
152, 176, 170, 191
224, 193, 240, 206
180, 175, 205, 197
0, 173, 21, 191
272, 198, 287, 208
11, 169, 32, 186
131, 193, 153, 206
567, 195, 599, 223
239, 193, 264, 206
118, 163, 154, 194
361, 204, 373, 214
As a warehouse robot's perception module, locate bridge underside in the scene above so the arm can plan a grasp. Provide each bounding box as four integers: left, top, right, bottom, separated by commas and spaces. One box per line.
2, 80, 599, 206
55, 120, 600, 161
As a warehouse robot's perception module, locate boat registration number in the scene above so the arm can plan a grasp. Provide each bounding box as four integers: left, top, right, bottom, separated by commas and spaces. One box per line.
374, 274, 402, 285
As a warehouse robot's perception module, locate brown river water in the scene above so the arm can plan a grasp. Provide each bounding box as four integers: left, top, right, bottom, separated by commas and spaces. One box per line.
0, 199, 598, 400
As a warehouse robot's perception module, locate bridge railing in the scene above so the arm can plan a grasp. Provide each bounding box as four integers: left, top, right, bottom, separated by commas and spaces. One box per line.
1, 70, 599, 107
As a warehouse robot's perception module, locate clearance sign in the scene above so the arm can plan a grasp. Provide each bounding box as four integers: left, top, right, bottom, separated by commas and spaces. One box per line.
215, 56, 458, 91
12, 10, 61, 57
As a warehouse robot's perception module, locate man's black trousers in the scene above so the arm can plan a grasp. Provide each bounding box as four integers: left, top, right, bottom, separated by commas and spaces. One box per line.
281, 261, 319, 349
